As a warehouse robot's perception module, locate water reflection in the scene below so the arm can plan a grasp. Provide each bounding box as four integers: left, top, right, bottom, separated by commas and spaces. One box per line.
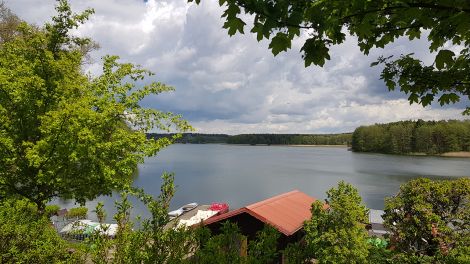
54, 144, 470, 223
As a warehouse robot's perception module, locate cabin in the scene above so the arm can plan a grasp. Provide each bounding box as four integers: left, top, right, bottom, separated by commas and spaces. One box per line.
203, 190, 319, 255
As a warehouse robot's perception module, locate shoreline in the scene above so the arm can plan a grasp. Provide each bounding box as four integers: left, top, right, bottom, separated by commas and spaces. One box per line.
175, 143, 470, 158
439, 152, 470, 158
222, 143, 348, 148
358, 151, 470, 158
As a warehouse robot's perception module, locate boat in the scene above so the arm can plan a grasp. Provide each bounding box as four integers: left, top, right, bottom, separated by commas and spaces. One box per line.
168, 202, 198, 219
208, 202, 229, 214
175, 202, 229, 228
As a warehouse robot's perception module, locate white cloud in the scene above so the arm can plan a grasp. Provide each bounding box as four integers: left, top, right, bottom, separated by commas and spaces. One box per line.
193, 99, 465, 134
7, 0, 468, 134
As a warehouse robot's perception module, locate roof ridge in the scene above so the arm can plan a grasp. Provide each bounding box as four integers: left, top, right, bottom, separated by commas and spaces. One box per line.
246, 190, 300, 209
203, 189, 317, 236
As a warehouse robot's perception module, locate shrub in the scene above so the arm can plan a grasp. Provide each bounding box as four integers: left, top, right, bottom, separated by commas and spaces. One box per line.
67, 207, 88, 219
0, 199, 83, 263
45, 204, 61, 217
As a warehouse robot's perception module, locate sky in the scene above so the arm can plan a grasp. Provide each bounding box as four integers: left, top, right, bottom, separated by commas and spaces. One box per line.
7, 0, 469, 134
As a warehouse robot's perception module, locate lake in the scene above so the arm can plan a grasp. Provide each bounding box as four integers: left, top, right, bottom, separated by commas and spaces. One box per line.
58, 144, 470, 222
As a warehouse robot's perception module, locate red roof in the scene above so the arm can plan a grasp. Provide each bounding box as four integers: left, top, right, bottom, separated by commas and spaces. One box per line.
203, 190, 317, 236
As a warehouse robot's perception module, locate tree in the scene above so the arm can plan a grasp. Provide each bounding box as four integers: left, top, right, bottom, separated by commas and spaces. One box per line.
0, 199, 84, 263
83, 173, 198, 264
193, 222, 244, 264
383, 178, 470, 260
303, 181, 370, 264
351, 120, 470, 155
0, 1, 22, 45
247, 225, 280, 264
0, 0, 190, 212
190, 0, 470, 114
414, 125, 435, 154
388, 123, 413, 154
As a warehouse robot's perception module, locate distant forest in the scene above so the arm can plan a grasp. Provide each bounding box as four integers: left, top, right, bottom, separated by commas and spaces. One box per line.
226, 133, 352, 145
147, 133, 352, 145
147, 133, 229, 144
352, 120, 470, 155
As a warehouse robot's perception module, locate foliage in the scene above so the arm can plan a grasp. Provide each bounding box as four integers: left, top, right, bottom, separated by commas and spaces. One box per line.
150, 133, 352, 145
383, 178, 470, 261
226, 133, 352, 145
193, 222, 244, 264
66, 206, 88, 220
44, 204, 61, 217
247, 225, 280, 264
281, 241, 310, 264
0, 0, 190, 211
149, 133, 230, 144
189, 0, 470, 114
304, 181, 370, 264
352, 119, 470, 154
0, 1, 21, 44
367, 246, 393, 264
94, 202, 107, 224
83, 173, 198, 264
0, 199, 83, 263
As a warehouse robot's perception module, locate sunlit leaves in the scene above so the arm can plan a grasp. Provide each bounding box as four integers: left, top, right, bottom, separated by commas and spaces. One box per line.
304, 181, 370, 263
0, 1, 191, 210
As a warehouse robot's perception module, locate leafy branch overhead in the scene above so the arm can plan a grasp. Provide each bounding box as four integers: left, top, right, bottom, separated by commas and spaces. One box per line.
189, 0, 470, 114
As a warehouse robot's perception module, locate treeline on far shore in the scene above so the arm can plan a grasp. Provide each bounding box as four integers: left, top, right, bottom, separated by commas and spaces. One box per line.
147, 133, 229, 144
226, 133, 352, 145
147, 133, 352, 145
352, 119, 470, 155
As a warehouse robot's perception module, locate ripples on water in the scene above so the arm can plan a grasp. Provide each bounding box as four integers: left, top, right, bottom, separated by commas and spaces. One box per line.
56, 144, 470, 222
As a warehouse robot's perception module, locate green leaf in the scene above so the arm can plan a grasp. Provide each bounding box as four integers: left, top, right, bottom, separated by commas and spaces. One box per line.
269, 32, 291, 56
435, 49, 455, 70
223, 17, 246, 36
301, 38, 330, 67
408, 93, 419, 104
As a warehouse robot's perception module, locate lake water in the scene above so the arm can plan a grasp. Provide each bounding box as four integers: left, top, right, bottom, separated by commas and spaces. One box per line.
58, 144, 470, 222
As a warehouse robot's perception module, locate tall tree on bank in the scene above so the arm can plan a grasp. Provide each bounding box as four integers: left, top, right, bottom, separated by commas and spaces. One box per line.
0, 0, 190, 212
189, 0, 470, 114
304, 181, 370, 264
351, 120, 470, 155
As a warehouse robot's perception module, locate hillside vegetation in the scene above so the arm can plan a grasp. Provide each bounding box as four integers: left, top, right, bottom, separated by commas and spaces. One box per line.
148, 133, 352, 146
352, 120, 470, 155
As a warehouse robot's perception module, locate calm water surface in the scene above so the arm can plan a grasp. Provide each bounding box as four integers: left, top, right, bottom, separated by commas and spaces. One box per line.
59, 144, 470, 222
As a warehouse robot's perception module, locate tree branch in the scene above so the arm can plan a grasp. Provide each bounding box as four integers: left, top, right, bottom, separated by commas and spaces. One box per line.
37, 113, 69, 172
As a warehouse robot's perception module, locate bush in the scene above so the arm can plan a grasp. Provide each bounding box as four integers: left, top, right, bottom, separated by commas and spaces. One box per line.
67, 207, 88, 219
45, 204, 61, 217
0, 199, 83, 263
383, 178, 470, 258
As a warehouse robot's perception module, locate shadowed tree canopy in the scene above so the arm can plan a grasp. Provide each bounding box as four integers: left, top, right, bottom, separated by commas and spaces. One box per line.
383, 178, 470, 262
190, 0, 470, 114
0, 1, 190, 211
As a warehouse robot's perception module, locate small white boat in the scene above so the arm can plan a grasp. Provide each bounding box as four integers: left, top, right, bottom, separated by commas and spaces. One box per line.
168, 202, 198, 219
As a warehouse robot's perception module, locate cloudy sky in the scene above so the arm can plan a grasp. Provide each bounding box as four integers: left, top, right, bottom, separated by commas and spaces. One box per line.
8, 0, 468, 134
